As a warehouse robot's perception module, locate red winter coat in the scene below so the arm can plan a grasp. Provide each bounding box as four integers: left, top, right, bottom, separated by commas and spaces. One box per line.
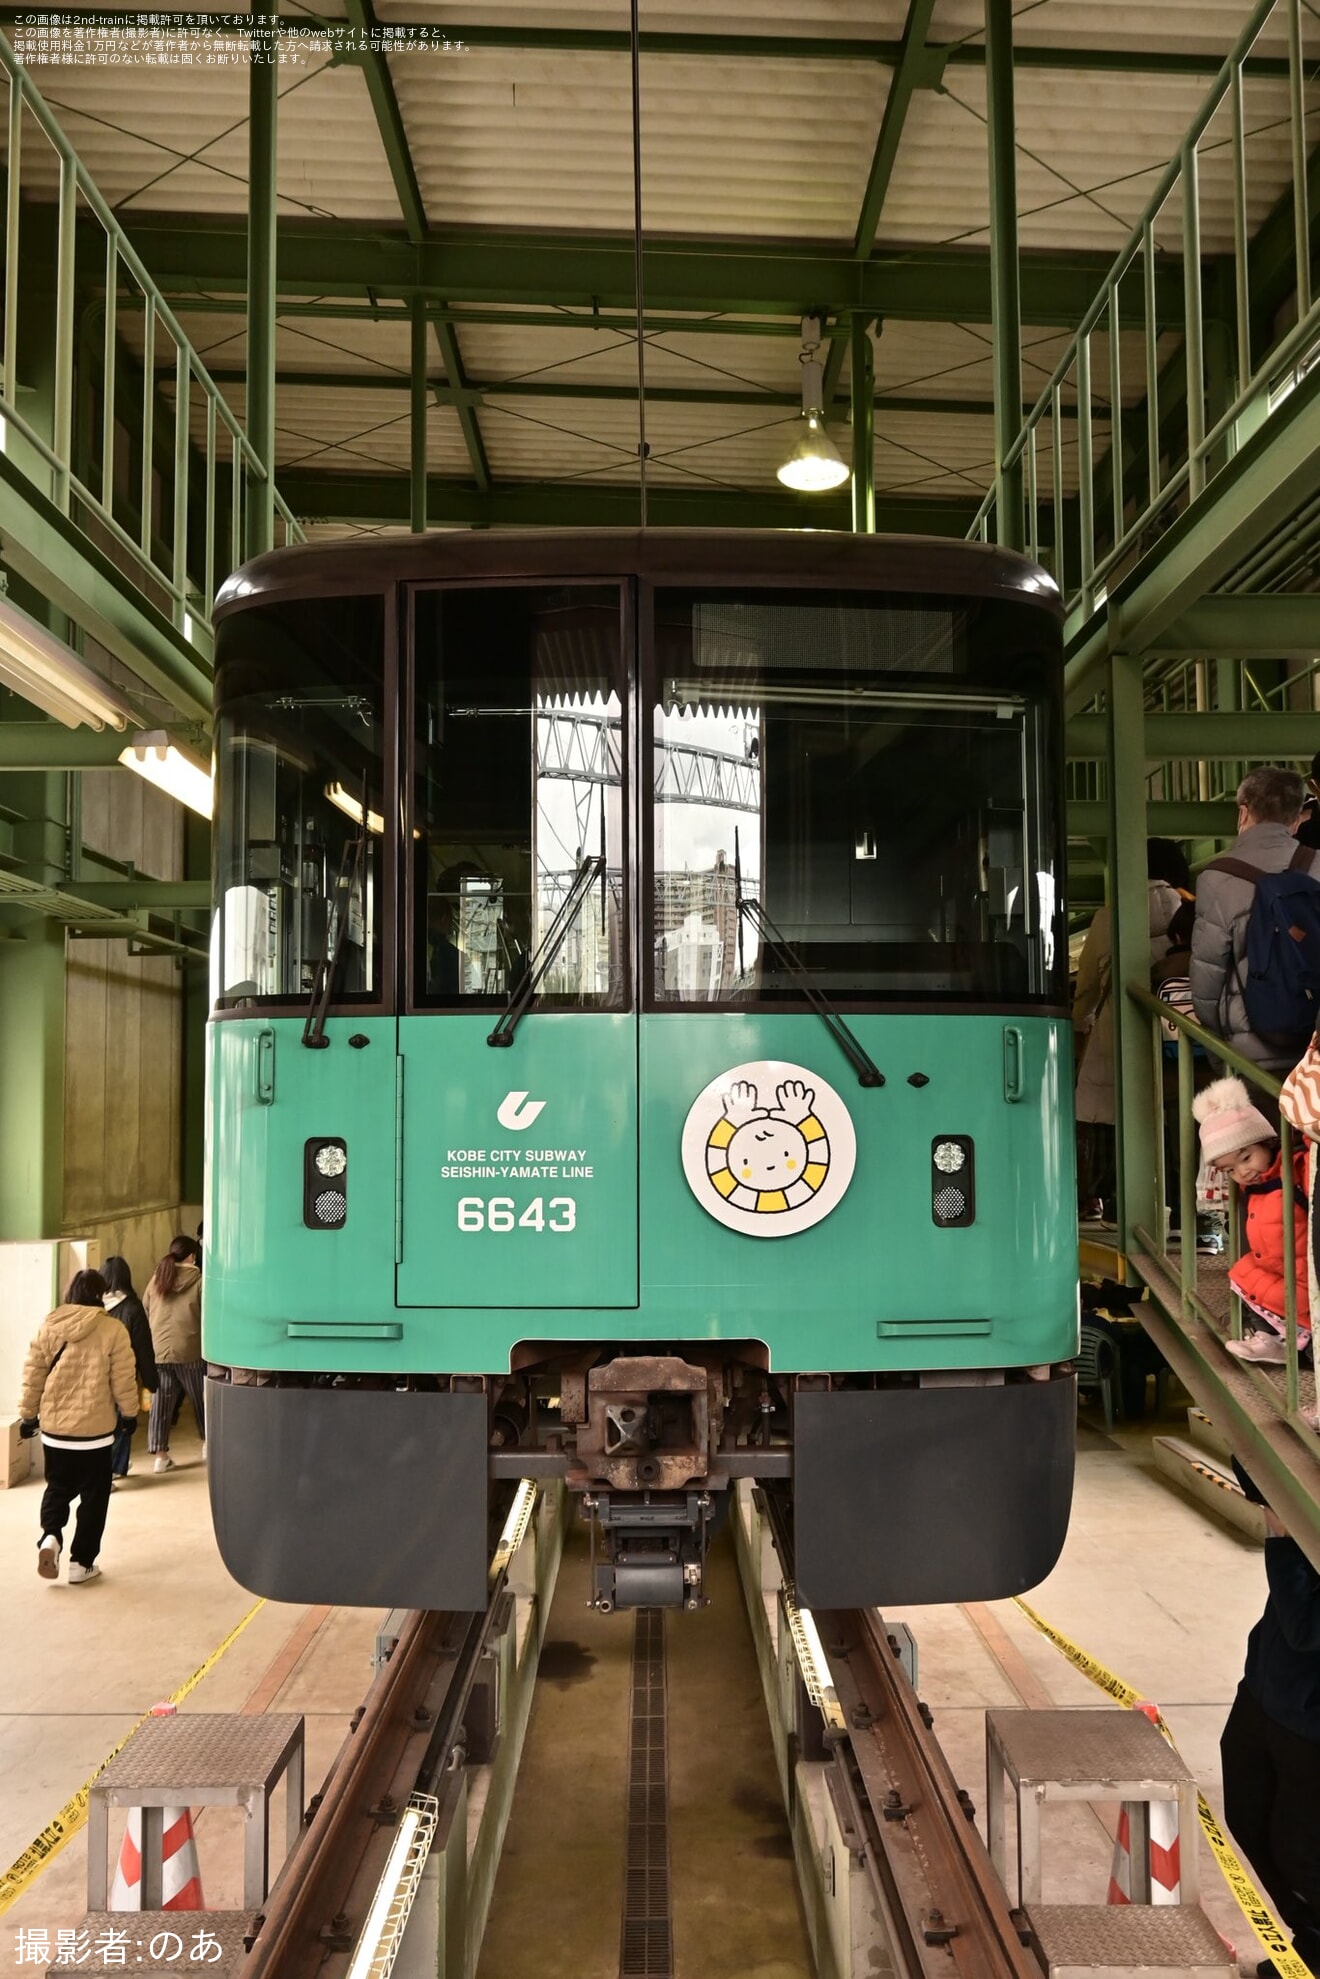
1229, 1147, 1311, 1326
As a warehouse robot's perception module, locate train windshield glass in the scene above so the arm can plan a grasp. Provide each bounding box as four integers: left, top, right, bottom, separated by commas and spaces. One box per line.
651, 590, 1062, 1006
213, 595, 386, 1008
411, 585, 626, 1008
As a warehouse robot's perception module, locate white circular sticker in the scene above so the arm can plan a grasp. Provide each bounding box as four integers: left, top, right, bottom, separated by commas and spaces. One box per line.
681, 1060, 857, 1238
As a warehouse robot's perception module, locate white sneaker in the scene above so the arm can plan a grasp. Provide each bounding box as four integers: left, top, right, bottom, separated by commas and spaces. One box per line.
67, 1563, 100, 1584
37, 1535, 60, 1580
153, 1453, 175, 1473
1226, 1332, 1289, 1364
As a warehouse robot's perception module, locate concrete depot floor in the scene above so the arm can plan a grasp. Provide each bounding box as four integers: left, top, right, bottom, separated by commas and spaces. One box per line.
0, 1395, 1292, 1977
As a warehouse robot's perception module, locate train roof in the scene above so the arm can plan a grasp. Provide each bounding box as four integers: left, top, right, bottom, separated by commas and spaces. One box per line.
214, 528, 1061, 621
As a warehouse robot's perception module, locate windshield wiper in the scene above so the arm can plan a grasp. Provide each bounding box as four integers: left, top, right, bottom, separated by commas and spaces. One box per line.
734, 835, 883, 1090
487, 854, 605, 1048
301, 832, 366, 1050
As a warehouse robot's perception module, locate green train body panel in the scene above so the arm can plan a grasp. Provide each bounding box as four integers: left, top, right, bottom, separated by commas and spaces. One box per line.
205, 1012, 1077, 1375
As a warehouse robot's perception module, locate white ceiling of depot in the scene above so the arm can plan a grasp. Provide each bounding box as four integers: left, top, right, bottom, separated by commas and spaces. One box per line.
3, 0, 1311, 517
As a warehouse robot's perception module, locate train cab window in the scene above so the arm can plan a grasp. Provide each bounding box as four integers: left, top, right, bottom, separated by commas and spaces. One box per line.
650, 590, 1063, 1007
411, 586, 626, 1008
213, 595, 386, 1008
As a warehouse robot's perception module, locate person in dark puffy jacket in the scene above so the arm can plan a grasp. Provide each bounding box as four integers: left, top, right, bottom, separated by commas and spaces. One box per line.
1222, 1463, 1320, 1978
102, 1255, 158, 1479
1194, 1075, 1310, 1363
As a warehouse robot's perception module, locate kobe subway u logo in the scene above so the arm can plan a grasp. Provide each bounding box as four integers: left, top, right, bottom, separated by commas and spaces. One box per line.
203, 529, 1078, 1618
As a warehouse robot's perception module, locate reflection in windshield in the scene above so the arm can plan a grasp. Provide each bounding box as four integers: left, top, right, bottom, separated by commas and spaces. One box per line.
652, 592, 1060, 1007
413, 586, 625, 1008
214, 597, 385, 1005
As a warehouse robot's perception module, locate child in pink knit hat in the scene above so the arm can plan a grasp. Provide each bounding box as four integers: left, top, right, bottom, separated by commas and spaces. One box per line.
1193, 1075, 1311, 1362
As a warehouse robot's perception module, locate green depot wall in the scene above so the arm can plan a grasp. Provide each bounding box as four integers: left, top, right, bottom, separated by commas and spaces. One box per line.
204, 1010, 1078, 1376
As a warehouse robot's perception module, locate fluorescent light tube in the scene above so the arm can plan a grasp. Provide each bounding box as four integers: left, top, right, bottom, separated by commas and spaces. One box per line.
120, 731, 214, 818
0, 594, 135, 730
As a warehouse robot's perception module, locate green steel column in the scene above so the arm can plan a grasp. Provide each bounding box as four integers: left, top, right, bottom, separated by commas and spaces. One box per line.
985, 0, 1023, 551
0, 923, 67, 1238
411, 298, 428, 534
245, 0, 278, 560
1107, 652, 1158, 1265
849, 315, 875, 533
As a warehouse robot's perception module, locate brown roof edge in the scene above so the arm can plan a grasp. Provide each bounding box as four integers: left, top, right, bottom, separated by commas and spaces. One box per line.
214, 527, 1062, 621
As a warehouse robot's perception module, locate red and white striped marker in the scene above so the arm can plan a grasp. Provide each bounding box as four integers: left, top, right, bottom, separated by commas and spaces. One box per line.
108, 1702, 204, 1911
1107, 1703, 1180, 1905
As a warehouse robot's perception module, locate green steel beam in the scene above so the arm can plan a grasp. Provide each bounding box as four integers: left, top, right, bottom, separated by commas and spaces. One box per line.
411, 298, 427, 532
1067, 712, 1320, 759
203, 364, 1067, 420
1108, 649, 1159, 1262
1068, 712, 1320, 755
850, 317, 875, 533
0, 725, 131, 769
0, 449, 212, 718
853, 0, 941, 259
1145, 595, 1320, 657
59, 878, 212, 909
1068, 800, 1238, 837
245, 0, 278, 558
339, 0, 491, 489
119, 219, 1184, 326
341, 0, 427, 238
280, 471, 976, 533
985, 0, 1023, 552
0, 12, 1298, 74
1064, 358, 1320, 713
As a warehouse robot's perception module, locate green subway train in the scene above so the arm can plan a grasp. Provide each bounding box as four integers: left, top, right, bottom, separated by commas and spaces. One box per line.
204, 530, 1078, 1613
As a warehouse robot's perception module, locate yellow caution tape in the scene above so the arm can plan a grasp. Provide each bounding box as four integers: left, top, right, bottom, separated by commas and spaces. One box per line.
0, 1596, 265, 1917
1013, 1597, 1316, 1979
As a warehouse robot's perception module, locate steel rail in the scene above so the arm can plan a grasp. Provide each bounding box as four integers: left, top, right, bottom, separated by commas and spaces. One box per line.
237, 1582, 509, 1978
825, 1605, 1041, 1979
763, 1489, 1037, 1979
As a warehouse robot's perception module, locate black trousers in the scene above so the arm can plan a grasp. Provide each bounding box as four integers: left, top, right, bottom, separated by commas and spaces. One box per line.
39, 1442, 114, 1568
1221, 1682, 1320, 1968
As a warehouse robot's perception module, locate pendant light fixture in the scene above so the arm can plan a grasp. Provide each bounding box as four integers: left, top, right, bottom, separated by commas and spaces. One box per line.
777, 316, 850, 493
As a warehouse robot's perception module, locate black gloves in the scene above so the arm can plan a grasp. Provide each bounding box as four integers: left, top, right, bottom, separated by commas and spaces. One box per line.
117, 1413, 138, 1436
18, 1418, 38, 1440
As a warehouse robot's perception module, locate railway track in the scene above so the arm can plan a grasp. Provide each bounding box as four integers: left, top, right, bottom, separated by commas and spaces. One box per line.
232, 1483, 1040, 1979
761, 1488, 1041, 1979
236, 1486, 539, 1979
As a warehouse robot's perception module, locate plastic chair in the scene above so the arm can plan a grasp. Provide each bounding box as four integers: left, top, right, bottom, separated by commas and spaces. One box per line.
1077, 1321, 1119, 1431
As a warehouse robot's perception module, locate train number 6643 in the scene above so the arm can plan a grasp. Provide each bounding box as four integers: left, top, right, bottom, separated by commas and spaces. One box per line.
456, 1195, 577, 1232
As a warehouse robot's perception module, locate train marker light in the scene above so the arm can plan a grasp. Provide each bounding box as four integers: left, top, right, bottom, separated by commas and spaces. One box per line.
119, 731, 213, 818
304, 1137, 348, 1227
931, 1135, 975, 1226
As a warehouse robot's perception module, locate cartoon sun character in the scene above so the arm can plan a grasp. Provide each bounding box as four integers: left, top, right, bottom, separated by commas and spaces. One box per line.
704, 1078, 831, 1214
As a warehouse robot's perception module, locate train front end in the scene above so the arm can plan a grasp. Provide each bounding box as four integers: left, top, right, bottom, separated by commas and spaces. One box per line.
204, 533, 1077, 1613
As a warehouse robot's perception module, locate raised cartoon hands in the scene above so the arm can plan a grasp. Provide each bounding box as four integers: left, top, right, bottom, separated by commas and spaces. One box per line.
773, 1079, 816, 1124
721, 1079, 764, 1125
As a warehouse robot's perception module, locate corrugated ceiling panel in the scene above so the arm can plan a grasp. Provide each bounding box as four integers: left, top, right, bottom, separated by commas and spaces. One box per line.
934, 0, 1290, 61
175, 380, 472, 473
14, 50, 399, 220
457, 321, 797, 393
880, 65, 1319, 255
392, 48, 887, 238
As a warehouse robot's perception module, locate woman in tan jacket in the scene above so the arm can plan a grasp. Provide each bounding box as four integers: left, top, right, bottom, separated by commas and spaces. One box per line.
18, 1268, 139, 1583
144, 1235, 204, 1473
